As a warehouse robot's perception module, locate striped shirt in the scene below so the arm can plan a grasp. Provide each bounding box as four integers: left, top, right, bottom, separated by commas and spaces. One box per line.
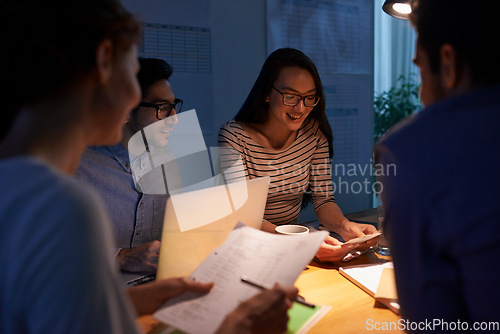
218, 118, 335, 225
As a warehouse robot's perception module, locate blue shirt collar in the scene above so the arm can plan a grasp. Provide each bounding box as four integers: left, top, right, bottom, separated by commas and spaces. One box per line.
89, 144, 131, 173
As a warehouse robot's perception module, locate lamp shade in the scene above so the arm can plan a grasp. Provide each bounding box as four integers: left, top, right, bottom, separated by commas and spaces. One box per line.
382, 0, 412, 20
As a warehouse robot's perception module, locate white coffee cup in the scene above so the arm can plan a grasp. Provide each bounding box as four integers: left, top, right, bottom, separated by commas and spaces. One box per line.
275, 224, 309, 235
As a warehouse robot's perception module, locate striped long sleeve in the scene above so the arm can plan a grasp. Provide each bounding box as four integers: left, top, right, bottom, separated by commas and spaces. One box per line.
218, 118, 335, 225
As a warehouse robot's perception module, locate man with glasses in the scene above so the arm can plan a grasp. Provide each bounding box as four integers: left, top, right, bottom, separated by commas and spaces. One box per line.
77, 58, 182, 273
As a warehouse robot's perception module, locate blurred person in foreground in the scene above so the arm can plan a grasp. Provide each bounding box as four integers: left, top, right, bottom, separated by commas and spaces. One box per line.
375, 0, 500, 330
0, 0, 296, 333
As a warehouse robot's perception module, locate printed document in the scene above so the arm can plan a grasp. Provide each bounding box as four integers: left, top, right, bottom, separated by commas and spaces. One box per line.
154, 222, 328, 334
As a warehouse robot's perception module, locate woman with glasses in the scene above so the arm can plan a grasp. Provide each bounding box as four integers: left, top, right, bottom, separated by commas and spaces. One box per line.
219, 48, 378, 262
76, 57, 183, 273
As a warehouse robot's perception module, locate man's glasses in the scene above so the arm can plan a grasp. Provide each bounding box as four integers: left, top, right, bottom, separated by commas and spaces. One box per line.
272, 86, 320, 107
139, 98, 183, 120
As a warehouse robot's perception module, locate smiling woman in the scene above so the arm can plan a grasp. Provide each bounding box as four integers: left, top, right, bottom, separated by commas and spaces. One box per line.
218, 48, 379, 263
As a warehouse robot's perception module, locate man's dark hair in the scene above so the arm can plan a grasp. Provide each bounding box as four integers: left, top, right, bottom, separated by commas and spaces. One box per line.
137, 58, 173, 97
0, 0, 140, 140
410, 0, 500, 87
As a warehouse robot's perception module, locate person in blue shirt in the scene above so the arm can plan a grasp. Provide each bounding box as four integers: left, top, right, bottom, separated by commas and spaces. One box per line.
77, 57, 181, 273
0, 1, 297, 332
375, 0, 500, 330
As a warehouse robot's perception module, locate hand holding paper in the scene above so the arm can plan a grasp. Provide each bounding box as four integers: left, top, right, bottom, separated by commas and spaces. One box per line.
127, 277, 214, 316
153, 222, 328, 334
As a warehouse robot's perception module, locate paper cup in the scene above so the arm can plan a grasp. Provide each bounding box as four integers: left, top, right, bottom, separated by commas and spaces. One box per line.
275, 225, 309, 235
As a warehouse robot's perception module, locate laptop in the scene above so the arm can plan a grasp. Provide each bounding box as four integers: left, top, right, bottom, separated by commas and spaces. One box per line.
156, 176, 270, 280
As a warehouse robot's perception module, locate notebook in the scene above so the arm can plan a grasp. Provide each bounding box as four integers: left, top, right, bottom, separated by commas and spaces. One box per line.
156, 176, 270, 279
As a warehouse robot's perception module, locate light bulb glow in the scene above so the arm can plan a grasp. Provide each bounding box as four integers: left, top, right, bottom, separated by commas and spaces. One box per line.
392, 3, 412, 14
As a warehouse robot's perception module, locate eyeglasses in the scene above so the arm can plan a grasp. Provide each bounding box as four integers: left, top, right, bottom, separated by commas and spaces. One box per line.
272, 86, 320, 107
139, 98, 183, 120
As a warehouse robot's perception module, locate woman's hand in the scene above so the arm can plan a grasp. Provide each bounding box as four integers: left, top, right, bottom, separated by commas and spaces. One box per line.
314, 221, 380, 262
314, 235, 358, 262
316, 203, 379, 252
127, 277, 214, 316
339, 221, 379, 251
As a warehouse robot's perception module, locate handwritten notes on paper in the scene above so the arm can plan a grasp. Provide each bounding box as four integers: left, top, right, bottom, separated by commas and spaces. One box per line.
154, 223, 328, 334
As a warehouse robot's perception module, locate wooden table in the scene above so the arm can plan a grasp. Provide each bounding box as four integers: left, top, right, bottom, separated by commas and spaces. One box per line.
294, 251, 404, 333
137, 250, 405, 334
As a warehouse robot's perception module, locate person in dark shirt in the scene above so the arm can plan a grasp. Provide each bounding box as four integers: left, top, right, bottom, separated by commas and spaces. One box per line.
375, 0, 500, 331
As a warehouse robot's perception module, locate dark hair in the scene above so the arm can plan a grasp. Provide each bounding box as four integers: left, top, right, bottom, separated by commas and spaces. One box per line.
137, 58, 173, 97
410, 0, 500, 87
235, 48, 333, 158
0, 0, 140, 140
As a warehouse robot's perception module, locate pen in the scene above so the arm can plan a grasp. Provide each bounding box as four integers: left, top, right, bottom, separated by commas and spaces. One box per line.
240, 275, 316, 308
126, 273, 156, 286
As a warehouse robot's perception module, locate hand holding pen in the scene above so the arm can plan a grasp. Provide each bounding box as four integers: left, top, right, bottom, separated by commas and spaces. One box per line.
217, 280, 299, 334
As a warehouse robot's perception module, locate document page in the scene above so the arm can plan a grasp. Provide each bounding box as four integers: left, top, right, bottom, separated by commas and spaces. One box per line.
339, 261, 393, 295
154, 223, 328, 334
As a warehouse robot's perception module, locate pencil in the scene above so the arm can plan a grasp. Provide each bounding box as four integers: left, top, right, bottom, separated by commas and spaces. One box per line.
240, 275, 316, 308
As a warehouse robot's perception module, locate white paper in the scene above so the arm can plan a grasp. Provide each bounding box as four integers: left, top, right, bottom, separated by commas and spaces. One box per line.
339, 261, 394, 295
154, 223, 328, 334
343, 231, 382, 245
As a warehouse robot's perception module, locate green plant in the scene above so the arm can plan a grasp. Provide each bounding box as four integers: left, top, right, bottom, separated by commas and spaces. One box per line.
374, 74, 422, 143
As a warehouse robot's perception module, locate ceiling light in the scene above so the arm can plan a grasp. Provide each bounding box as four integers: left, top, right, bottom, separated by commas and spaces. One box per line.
382, 0, 412, 20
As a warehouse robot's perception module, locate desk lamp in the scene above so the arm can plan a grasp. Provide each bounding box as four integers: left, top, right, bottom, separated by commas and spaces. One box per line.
382, 0, 412, 20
